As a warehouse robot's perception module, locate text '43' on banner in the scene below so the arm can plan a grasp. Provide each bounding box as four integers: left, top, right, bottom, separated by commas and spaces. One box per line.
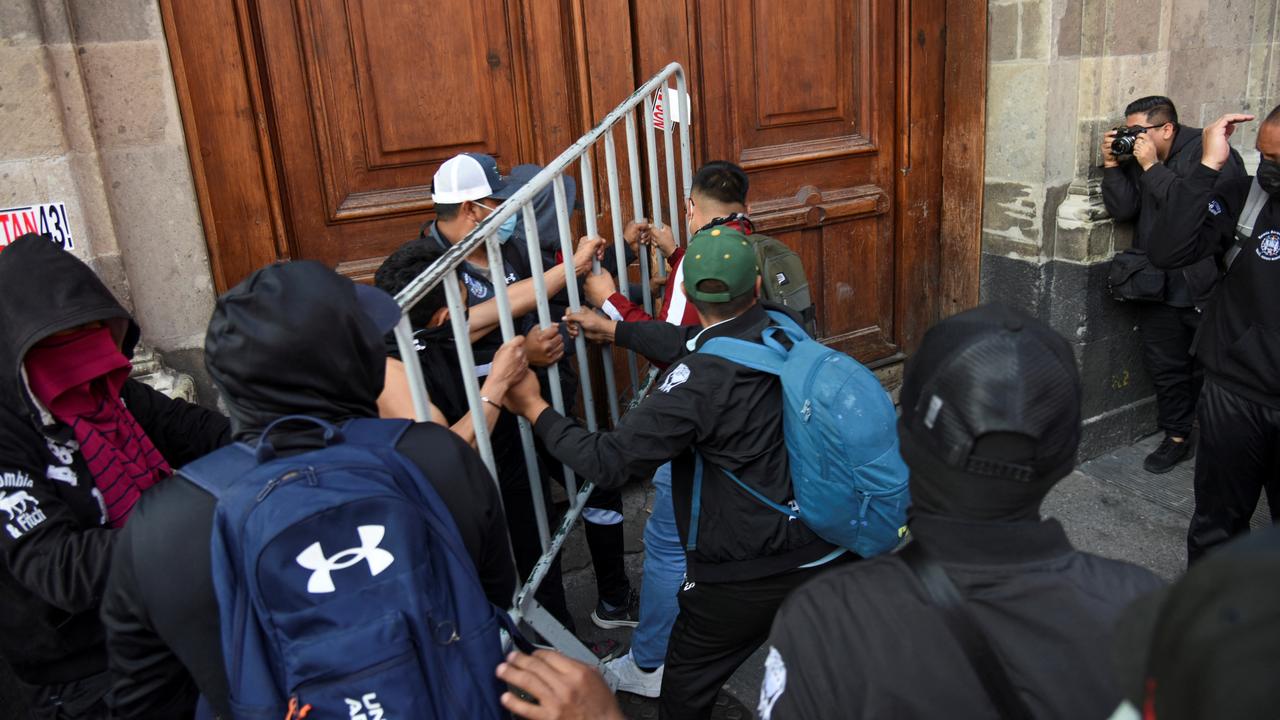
0, 203, 74, 251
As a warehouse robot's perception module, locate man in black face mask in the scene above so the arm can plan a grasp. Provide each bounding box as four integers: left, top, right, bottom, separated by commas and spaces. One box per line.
756, 304, 1164, 720
1148, 105, 1280, 563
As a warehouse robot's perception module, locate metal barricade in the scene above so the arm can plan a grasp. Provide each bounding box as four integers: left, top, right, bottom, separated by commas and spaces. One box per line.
389, 62, 692, 670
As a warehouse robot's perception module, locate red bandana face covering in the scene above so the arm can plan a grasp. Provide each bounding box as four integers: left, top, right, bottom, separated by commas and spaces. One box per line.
24, 326, 171, 527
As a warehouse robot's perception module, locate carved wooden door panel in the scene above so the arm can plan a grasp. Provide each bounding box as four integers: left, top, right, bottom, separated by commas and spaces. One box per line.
252, 0, 572, 279
689, 0, 900, 362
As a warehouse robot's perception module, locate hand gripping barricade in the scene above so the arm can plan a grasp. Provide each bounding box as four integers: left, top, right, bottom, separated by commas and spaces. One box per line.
180, 415, 528, 719
690, 311, 910, 557
388, 62, 694, 678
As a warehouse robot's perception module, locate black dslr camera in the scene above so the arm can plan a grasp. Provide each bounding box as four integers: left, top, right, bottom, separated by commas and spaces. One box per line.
1111, 126, 1147, 156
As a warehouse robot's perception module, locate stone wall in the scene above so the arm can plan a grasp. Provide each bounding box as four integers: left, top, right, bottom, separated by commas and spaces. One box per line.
981, 0, 1280, 457
0, 0, 218, 403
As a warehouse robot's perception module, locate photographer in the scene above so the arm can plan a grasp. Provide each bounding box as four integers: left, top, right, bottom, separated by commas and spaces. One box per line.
1101, 96, 1244, 474
1149, 107, 1280, 563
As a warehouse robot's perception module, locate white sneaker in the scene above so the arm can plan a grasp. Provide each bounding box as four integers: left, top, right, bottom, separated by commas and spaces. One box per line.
604, 653, 664, 698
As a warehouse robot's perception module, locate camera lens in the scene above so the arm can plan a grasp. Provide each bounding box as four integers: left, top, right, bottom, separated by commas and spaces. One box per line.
1112, 135, 1136, 155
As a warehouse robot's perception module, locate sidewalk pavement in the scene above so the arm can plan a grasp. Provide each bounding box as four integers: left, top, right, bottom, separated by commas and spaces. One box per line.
558, 433, 1273, 718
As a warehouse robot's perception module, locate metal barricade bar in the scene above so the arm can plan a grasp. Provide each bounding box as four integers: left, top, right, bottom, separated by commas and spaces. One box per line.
388, 62, 692, 671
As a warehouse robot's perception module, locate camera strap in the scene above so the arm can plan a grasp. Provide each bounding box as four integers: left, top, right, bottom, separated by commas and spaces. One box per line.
1225, 178, 1268, 272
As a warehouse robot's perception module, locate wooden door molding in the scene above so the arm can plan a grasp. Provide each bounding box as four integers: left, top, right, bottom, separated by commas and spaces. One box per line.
160, 0, 290, 294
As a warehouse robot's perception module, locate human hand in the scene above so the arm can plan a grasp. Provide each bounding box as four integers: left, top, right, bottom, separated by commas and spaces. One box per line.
646, 224, 677, 258
623, 220, 650, 253
485, 336, 528, 399
573, 236, 606, 276
525, 324, 565, 367
501, 369, 547, 419
1201, 113, 1255, 171
1101, 129, 1120, 169
562, 309, 617, 343
496, 650, 624, 720
584, 271, 618, 308
1132, 133, 1159, 171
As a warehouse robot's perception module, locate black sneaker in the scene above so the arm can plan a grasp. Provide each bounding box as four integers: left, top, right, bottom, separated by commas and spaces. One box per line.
1144, 435, 1193, 474
591, 588, 640, 629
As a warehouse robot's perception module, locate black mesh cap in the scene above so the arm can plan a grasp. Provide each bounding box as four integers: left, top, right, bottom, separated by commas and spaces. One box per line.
900, 303, 1082, 488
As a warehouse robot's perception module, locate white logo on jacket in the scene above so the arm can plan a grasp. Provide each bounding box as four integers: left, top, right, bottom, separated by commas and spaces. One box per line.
0, 490, 45, 539
659, 364, 691, 393
758, 646, 788, 719
296, 525, 395, 594
1257, 230, 1280, 261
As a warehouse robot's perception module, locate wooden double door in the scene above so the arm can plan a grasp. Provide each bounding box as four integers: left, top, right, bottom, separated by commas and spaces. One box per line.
162, 0, 985, 363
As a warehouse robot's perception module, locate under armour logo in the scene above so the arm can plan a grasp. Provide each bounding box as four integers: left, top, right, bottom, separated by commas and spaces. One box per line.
296, 525, 395, 594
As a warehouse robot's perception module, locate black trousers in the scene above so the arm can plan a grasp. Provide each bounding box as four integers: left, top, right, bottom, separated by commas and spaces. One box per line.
20, 670, 110, 719
659, 560, 849, 720
1136, 303, 1202, 437
1187, 379, 1280, 564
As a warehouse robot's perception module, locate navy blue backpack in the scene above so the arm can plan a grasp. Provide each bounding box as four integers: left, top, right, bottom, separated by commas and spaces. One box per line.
180, 415, 521, 720
692, 310, 910, 558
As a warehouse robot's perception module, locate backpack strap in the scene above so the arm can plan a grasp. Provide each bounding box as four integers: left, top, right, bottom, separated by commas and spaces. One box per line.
340, 417, 414, 447
178, 443, 259, 500
1225, 178, 1269, 272
686, 452, 797, 552
699, 336, 786, 375
899, 541, 1034, 720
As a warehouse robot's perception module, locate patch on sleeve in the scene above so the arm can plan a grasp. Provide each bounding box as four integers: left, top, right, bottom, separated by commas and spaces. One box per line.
1208, 199, 1223, 216
658, 363, 692, 393
757, 645, 788, 719
1, 489, 46, 539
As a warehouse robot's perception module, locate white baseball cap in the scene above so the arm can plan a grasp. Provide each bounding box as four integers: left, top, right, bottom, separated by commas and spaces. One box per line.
430, 153, 524, 204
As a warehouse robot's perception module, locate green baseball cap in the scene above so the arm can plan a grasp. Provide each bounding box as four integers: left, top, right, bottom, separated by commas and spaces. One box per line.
682, 227, 759, 302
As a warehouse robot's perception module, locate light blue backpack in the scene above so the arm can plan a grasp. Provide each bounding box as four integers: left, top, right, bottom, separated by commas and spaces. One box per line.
693, 310, 910, 558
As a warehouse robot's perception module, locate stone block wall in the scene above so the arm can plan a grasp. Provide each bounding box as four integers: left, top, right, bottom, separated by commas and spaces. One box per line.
981, 0, 1280, 458
0, 0, 218, 402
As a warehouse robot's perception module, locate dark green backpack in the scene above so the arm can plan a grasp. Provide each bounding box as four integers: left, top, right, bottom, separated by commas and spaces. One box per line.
752, 234, 816, 334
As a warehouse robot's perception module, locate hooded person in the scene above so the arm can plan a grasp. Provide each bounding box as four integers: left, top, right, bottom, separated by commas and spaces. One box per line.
0, 233, 231, 718
100, 261, 517, 719
757, 303, 1165, 720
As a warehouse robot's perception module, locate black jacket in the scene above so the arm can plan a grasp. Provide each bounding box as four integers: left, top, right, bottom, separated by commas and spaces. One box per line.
760, 513, 1165, 719
533, 302, 835, 583
1150, 164, 1280, 407
101, 260, 516, 720
1102, 125, 1245, 306
0, 235, 230, 686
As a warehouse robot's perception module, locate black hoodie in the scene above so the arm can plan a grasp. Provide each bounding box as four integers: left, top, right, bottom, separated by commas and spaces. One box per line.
102, 261, 515, 719
0, 234, 230, 685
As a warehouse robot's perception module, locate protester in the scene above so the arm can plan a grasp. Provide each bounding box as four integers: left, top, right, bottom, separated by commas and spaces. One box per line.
1110, 524, 1280, 720
0, 233, 230, 718
580, 161, 756, 697
1148, 106, 1280, 562
100, 261, 518, 719
417, 152, 637, 635
374, 240, 531, 445
758, 303, 1165, 719
507, 226, 843, 720
1101, 96, 1245, 473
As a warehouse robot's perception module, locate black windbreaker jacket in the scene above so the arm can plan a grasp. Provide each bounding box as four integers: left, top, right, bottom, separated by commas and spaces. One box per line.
1102, 125, 1245, 305
760, 513, 1164, 719
1150, 164, 1280, 407
534, 302, 835, 583
0, 234, 229, 685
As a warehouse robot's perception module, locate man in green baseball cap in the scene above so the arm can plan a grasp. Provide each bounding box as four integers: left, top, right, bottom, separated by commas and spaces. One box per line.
504, 221, 842, 719
681, 226, 761, 309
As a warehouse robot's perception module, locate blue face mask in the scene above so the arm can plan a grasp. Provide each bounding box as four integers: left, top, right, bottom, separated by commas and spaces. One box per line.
496, 213, 518, 243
